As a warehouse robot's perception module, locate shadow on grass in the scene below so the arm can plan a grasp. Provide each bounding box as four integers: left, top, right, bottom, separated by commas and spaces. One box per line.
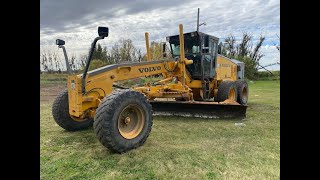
153, 115, 247, 123
48, 115, 251, 157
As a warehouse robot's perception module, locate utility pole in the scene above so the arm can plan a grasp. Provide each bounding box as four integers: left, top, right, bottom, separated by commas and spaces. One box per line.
197, 8, 200, 32
196, 8, 206, 32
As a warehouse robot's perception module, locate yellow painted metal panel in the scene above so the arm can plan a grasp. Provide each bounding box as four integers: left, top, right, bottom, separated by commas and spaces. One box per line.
216, 55, 237, 81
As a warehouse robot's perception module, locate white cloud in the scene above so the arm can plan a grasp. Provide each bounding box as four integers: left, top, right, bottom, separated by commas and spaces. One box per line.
259, 45, 280, 71
40, 0, 280, 70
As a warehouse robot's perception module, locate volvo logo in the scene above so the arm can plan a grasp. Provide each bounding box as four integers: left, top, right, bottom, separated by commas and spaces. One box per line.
138, 66, 161, 73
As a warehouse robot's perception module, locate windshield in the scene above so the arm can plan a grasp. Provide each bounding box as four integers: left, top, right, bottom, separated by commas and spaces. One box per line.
171, 44, 200, 56
169, 35, 200, 57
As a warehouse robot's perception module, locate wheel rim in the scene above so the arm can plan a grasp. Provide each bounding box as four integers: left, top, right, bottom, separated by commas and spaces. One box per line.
228, 88, 236, 101
241, 86, 248, 103
118, 104, 145, 139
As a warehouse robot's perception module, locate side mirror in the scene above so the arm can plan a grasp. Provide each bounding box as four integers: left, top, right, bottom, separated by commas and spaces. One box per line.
56, 39, 65, 46
98, 27, 109, 37
161, 42, 167, 58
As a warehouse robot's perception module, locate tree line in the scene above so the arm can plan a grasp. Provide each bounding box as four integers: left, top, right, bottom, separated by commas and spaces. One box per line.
41, 32, 277, 80
40, 38, 163, 73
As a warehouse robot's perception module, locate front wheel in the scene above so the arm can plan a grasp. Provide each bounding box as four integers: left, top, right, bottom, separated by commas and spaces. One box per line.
93, 90, 153, 153
52, 89, 93, 131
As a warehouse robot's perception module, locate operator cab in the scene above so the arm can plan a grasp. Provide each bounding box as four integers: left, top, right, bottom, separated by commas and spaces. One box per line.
166, 31, 219, 80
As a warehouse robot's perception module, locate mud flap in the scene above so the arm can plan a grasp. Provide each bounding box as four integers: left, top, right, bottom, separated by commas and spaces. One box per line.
149, 100, 247, 119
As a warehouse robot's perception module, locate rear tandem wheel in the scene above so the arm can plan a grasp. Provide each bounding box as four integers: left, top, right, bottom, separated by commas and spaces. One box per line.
235, 80, 249, 105
216, 81, 238, 102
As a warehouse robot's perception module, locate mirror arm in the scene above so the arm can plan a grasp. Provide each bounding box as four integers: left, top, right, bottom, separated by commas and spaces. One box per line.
81, 36, 104, 93
58, 45, 72, 74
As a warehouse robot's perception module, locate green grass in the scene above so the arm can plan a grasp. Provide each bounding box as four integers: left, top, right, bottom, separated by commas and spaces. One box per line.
40, 73, 68, 85
40, 79, 280, 179
257, 71, 280, 81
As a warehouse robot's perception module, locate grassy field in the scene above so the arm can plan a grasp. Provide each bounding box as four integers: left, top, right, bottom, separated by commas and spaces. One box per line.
40, 75, 280, 179
40, 73, 68, 86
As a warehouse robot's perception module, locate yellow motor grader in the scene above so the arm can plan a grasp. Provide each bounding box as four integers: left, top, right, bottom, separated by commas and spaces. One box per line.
53, 24, 248, 153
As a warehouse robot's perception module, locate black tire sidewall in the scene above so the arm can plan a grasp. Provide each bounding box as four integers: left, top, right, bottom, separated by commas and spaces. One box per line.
236, 80, 248, 104
52, 89, 93, 131
217, 81, 237, 102
94, 90, 153, 153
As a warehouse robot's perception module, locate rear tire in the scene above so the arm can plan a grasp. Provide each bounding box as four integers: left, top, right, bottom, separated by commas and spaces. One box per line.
52, 89, 93, 131
94, 90, 153, 153
235, 80, 249, 105
216, 81, 237, 102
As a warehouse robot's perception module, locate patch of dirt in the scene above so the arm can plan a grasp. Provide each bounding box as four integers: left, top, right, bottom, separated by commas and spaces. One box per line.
40, 84, 67, 103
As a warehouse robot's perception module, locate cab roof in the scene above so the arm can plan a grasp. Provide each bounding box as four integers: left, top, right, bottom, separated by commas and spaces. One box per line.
166, 31, 219, 41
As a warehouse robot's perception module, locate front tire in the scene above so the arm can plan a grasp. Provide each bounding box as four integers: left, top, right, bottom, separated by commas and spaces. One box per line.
94, 90, 153, 153
52, 89, 93, 131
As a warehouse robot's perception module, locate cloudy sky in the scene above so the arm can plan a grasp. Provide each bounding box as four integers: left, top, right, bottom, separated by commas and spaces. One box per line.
40, 0, 280, 70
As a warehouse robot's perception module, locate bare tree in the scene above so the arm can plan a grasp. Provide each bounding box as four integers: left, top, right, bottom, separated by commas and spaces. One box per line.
111, 43, 120, 64
224, 35, 236, 57
69, 53, 77, 71
41, 38, 146, 73
250, 34, 265, 62
221, 32, 266, 79
40, 49, 48, 72
237, 32, 252, 57
53, 51, 60, 73
79, 54, 87, 68
137, 49, 142, 62
40, 47, 60, 73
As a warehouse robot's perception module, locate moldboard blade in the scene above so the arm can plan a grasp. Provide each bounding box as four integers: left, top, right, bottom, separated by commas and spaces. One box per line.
149, 100, 247, 119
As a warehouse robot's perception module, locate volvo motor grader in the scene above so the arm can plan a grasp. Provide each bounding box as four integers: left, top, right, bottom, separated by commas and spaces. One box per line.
52, 24, 248, 153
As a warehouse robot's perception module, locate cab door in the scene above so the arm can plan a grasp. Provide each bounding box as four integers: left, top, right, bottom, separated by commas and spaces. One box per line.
202, 35, 218, 79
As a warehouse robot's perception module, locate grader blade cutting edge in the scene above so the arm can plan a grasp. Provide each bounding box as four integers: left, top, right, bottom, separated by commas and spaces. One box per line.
149, 101, 248, 119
